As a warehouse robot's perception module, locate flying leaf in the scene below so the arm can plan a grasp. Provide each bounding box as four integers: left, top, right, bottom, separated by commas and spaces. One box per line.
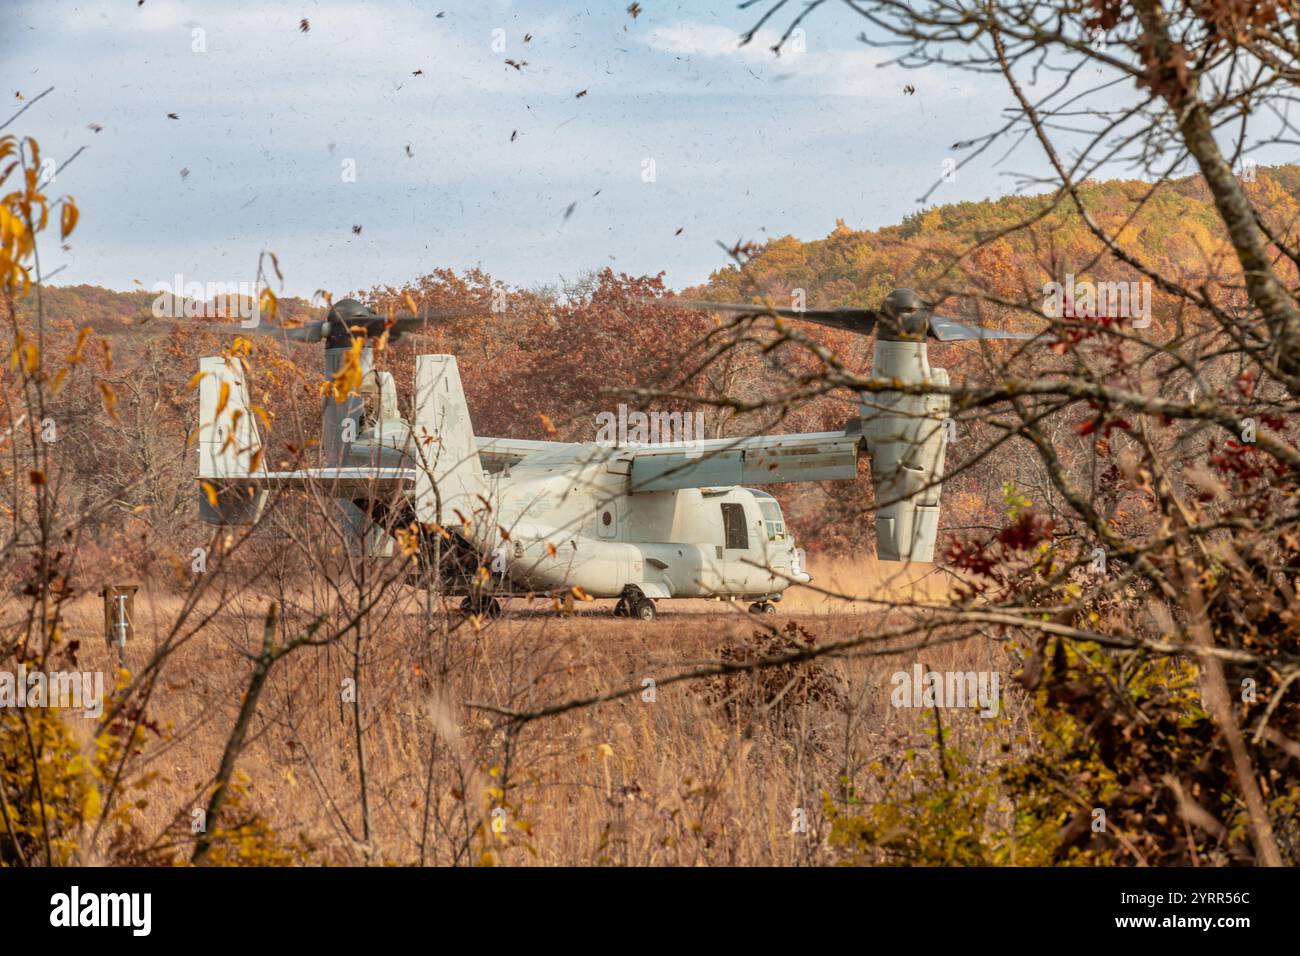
98, 381, 118, 420
59, 199, 78, 240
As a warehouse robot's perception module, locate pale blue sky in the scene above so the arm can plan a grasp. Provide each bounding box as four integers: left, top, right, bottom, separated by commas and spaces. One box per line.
1, 0, 1281, 299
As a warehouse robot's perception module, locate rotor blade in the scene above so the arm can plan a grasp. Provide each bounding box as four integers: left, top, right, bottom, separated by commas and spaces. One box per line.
120, 316, 328, 342
348, 307, 490, 340
928, 314, 1044, 342
246, 321, 327, 342
645, 298, 879, 336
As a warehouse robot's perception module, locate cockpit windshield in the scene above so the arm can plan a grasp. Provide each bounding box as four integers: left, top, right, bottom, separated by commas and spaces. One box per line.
757, 498, 786, 541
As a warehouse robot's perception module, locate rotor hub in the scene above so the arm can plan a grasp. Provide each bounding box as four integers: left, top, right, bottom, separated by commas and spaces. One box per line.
879, 288, 929, 341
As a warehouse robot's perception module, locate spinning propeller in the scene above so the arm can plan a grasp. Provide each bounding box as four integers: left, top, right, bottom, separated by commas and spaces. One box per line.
649, 288, 1043, 342
193, 298, 484, 348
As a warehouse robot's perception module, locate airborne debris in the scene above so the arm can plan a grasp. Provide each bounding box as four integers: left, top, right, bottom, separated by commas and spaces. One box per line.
299, 18, 310, 33
627, 2, 642, 18
904, 84, 916, 95
351, 225, 363, 235
504, 59, 527, 71
563, 202, 576, 221
510, 130, 517, 142
166, 112, 179, 120
575, 89, 588, 98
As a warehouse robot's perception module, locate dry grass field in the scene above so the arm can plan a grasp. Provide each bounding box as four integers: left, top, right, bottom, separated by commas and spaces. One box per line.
54, 557, 1028, 866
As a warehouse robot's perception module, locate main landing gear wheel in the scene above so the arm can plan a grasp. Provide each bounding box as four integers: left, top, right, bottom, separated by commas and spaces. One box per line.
748, 602, 776, 615
632, 598, 657, 621
460, 596, 502, 618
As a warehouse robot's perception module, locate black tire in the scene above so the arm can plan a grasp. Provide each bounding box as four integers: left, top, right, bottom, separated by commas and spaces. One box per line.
748, 602, 765, 614
633, 598, 657, 621
613, 598, 629, 617
761, 602, 776, 615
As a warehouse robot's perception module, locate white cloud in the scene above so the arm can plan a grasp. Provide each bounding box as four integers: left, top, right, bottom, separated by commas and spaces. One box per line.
647, 23, 773, 59
644, 20, 951, 99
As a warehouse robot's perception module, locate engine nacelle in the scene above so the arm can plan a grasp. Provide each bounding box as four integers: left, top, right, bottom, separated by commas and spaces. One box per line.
861, 340, 950, 562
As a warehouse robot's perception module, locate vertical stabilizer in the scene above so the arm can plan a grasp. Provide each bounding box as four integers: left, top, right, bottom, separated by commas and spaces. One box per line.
411, 355, 489, 540
197, 355, 266, 524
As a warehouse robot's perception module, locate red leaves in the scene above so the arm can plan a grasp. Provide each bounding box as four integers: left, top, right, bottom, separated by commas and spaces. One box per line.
1209, 439, 1287, 484
1077, 415, 1130, 437
997, 510, 1056, 552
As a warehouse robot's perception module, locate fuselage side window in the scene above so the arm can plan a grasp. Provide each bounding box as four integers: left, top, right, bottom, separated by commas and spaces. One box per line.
721, 502, 749, 550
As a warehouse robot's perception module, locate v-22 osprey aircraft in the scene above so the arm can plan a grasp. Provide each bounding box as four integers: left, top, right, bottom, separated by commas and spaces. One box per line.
194, 290, 1036, 620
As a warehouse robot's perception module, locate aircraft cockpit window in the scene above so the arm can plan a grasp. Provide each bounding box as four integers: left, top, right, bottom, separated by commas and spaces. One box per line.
757, 498, 786, 541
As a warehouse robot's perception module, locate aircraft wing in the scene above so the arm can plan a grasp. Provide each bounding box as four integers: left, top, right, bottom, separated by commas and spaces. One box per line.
476, 436, 580, 471
625, 430, 861, 492
201, 467, 416, 496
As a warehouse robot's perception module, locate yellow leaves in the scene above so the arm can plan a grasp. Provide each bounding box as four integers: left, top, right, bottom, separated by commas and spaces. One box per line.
186, 370, 206, 391
65, 326, 91, 366
200, 482, 218, 507
258, 284, 279, 324
97, 381, 118, 420
546, 541, 557, 557
422, 521, 452, 540
59, 198, 78, 240
80, 776, 102, 822
394, 525, 421, 558
327, 336, 364, 403
0, 135, 54, 297
571, 585, 593, 602
215, 381, 231, 417
538, 413, 557, 436
10, 337, 39, 376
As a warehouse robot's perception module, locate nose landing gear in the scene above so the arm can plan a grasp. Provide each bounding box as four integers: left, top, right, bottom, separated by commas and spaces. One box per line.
748, 601, 776, 615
